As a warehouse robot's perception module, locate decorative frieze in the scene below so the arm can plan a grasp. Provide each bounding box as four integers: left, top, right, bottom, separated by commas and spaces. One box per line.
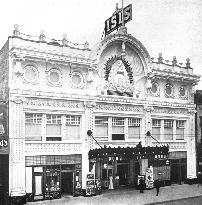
25, 99, 84, 109
153, 107, 188, 115
25, 143, 82, 155
95, 103, 143, 112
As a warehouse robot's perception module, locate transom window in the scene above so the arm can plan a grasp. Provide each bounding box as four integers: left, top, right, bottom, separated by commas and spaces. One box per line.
46, 115, 61, 124
25, 114, 42, 124
152, 119, 161, 127
66, 116, 80, 125
164, 120, 173, 128
112, 118, 124, 126
128, 118, 140, 127
176, 120, 185, 128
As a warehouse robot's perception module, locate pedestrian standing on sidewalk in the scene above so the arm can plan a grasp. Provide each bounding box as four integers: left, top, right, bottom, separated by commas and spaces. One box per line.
109, 174, 114, 190
139, 177, 144, 193
154, 178, 161, 196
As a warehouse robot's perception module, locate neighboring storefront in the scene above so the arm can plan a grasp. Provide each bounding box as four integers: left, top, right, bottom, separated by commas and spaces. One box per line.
0, 102, 9, 205
25, 155, 82, 200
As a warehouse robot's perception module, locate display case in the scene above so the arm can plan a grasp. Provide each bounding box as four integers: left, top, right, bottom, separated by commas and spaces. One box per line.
44, 167, 61, 199
74, 168, 82, 196
95, 179, 102, 195
86, 173, 96, 196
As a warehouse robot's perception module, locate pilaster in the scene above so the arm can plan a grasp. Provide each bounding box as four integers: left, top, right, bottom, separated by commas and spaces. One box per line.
9, 96, 26, 196
81, 101, 96, 189
187, 109, 197, 178
143, 105, 154, 146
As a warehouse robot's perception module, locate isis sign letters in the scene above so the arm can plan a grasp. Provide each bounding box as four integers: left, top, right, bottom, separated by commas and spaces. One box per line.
105, 4, 132, 36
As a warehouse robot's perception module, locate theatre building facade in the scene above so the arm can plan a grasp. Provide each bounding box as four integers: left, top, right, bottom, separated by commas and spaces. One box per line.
0, 24, 200, 202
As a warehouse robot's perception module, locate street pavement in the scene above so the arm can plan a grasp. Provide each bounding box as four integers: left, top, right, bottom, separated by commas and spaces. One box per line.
26, 184, 202, 205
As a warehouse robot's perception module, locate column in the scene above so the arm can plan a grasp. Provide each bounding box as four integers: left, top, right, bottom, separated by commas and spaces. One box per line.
82, 101, 96, 190
9, 96, 26, 198
41, 114, 46, 141
143, 106, 154, 147
160, 120, 164, 141
173, 120, 176, 141
187, 109, 197, 178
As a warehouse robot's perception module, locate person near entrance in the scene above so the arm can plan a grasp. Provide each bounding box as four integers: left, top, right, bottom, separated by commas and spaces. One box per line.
115, 174, 119, 189
139, 177, 144, 193
154, 178, 161, 196
108, 174, 114, 190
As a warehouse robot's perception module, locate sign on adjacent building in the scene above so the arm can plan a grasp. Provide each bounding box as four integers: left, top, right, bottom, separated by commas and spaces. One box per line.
0, 103, 9, 154
105, 4, 132, 36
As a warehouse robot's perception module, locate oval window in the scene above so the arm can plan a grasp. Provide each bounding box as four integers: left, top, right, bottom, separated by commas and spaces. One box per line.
151, 83, 157, 93
72, 74, 82, 85
50, 71, 60, 83
24, 65, 38, 82
165, 84, 172, 95
179, 86, 185, 96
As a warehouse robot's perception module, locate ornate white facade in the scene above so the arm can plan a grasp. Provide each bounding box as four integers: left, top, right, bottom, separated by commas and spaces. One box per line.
0, 25, 200, 200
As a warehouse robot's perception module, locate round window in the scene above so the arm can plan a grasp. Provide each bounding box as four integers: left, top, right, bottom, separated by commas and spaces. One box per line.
50, 71, 60, 83
70, 72, 84, 88
165, 84, 172, 95
24, 65, 38, 82
72, 74, 82, 85
179, 86, 185, 96
151, 83, 157, 93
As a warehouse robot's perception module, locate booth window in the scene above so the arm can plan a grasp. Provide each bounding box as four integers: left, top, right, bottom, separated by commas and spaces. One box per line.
46, 114, 62, 141
128, 118, 141, 139
25, 113, 42, 141
112, 117, 125, 140
176, 120, 185, 140
64, 115, 81, 140
164, 120, 173, 140
95, 117, 108, 139
152, 119, 161, 140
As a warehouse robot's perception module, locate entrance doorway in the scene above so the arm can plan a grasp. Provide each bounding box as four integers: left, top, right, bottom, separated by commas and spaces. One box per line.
61, 172, 73, 195
117, 164, 128, 185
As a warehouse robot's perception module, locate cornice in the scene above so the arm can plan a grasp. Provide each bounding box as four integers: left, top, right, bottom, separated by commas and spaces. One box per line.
9, 47, 95, 66
148, 68, 200, 83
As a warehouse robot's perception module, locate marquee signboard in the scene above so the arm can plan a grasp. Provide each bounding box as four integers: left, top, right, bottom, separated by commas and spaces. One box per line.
105, 4, 132, 36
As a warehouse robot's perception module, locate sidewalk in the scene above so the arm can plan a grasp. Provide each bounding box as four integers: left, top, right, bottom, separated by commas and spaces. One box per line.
26, 184, 202, 205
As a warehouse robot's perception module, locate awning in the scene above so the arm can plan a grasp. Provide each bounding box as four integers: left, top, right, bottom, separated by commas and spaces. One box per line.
89, 145, 169, 160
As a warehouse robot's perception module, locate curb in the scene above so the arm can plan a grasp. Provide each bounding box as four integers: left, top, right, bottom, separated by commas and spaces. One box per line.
144, 194, 202, 205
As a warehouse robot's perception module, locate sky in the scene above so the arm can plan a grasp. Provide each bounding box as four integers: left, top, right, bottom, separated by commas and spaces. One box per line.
1, 0, 202, 88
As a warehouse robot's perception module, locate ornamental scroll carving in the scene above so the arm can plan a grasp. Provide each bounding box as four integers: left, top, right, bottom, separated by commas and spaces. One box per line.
95, 103, 143, 112
10, 96, 24, 104
153, 107, 188, 115
25, 99, 84, 109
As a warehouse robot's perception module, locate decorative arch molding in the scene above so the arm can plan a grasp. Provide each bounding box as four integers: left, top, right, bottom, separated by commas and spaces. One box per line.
90, 33, 152, 75
104, 55, 133, 83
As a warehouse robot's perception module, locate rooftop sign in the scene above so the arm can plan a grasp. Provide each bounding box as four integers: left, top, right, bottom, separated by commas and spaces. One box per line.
104, 4, 132, 36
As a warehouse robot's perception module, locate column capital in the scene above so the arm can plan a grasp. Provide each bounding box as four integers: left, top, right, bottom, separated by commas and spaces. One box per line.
84, 101, 96, 109
143, 105, 154, 112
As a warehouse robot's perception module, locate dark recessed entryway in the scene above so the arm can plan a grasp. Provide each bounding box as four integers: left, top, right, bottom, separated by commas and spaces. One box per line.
61, 171, 73, 195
